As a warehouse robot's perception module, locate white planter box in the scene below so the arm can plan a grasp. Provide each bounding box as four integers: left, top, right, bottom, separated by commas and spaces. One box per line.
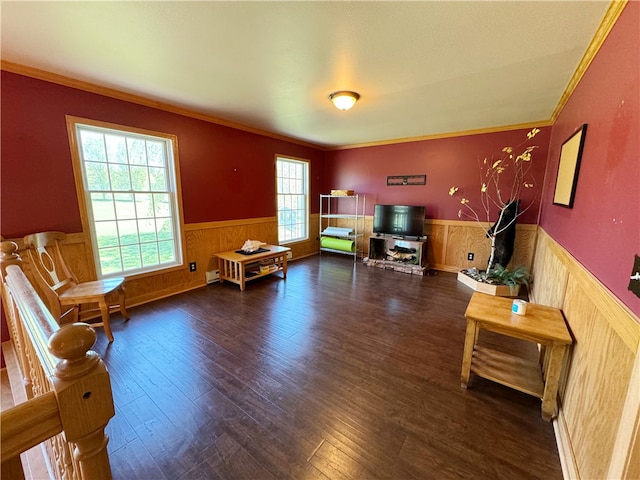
457, 271, 520, 297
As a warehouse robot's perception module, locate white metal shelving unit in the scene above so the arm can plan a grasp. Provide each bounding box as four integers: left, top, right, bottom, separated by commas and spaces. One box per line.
319, 194, 366, 261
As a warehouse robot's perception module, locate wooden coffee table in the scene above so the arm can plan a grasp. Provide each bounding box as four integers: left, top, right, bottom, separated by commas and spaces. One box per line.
216, 245, 291, 291
461, 292, 573, 421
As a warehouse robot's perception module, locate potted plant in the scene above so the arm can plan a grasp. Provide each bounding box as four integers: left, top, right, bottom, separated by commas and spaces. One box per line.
458, 265, 530, 297
486, 264, 530, 288
450, 128, 540, 296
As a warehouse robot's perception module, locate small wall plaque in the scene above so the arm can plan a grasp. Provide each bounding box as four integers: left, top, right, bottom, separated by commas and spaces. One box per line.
386, 175, 426, 186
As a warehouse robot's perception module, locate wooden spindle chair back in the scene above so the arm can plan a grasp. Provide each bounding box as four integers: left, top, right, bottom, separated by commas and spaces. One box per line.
25, 232, 76, 318
24, 231, 129, 342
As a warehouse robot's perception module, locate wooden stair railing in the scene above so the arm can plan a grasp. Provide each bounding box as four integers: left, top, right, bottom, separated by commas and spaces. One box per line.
1, 240, 114, 480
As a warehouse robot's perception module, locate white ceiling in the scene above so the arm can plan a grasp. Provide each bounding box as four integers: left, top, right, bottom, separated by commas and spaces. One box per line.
1, 1, 611, 148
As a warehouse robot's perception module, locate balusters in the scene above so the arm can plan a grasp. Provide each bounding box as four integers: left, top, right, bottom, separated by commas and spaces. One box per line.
1, 239, 114, 479
0, 241, 33, 399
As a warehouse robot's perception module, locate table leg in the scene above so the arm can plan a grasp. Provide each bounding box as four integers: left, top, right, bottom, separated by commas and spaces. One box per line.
218, 257, 225, 284
118, 285, 130, 321
541, 344, 567, 421
239, 262, 245, 290
282, 254, 288, 279
539, 344, 548, 371
98, 299, 114, 343
461, 319, 478, 388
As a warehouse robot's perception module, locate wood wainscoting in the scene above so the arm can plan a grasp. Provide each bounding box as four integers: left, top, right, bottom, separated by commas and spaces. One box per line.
356, 218, 537, 274
424, 219, 537, 273
11, 216, 321, 311
12, 216, 537, 310
531, 228, 640, 480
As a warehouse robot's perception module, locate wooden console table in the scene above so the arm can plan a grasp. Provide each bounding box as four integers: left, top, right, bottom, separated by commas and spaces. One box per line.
461, 292, 572, 421
216, 245, 290, 291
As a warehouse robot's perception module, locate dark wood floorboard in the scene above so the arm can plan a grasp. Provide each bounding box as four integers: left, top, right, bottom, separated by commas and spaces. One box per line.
93, 254, 563, 480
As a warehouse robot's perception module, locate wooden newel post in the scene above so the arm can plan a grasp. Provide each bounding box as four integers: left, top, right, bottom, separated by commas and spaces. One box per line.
0, 240, 22, 276
48, 323, 115, 480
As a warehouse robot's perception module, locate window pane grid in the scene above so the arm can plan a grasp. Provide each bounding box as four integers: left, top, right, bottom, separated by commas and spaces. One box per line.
276, 157, 308, 244
77, 124, 182, 277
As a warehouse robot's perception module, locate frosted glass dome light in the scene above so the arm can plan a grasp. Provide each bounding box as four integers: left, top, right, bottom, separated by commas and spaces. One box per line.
328, 91, 360, 111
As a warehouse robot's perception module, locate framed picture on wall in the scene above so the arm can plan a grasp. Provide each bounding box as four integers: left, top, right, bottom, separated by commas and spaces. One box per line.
553, 124, 588, 208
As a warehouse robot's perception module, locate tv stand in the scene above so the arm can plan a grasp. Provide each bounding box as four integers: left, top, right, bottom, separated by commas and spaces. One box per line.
367, 235, 428, 268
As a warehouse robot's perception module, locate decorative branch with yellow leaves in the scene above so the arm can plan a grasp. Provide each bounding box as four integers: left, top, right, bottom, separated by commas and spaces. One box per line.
449, 127, 541, 239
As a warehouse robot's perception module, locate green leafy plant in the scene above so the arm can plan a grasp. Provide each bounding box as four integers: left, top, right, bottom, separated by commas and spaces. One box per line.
485, 264, 530, 288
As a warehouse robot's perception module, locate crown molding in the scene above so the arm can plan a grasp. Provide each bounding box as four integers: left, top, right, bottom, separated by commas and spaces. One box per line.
550, 0, 628, 123
326, 120, 553, 151
3, 59, 552, 151
1, 60, 323, 151
2, 0, 627, 154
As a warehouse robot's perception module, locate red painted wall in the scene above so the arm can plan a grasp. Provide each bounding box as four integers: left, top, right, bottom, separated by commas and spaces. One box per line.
2, 2, 638, 324
539, 1, 640, 316
325, 128, 550, 223
1, 72, 326, 239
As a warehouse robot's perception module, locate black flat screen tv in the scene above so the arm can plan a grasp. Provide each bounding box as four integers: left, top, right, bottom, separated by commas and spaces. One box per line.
373, 204, 425, 238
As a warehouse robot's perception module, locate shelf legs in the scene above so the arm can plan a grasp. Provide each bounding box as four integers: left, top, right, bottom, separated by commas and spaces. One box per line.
461, 319, 478, 388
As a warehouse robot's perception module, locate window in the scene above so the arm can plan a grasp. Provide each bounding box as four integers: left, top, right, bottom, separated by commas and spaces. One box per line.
276, 156, 309, 244
68, 117, 184, 278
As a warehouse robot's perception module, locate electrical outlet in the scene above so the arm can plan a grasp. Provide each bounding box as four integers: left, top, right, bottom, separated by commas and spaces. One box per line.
467, 252, 474, 261
189, 262, 197, 272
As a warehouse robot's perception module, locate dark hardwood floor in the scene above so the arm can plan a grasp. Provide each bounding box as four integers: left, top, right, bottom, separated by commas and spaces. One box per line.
94, 254, 563, 480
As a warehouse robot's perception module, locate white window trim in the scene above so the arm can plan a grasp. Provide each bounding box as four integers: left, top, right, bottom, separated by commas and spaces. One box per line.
275, 155, 309, 245
66, 116, 186, 279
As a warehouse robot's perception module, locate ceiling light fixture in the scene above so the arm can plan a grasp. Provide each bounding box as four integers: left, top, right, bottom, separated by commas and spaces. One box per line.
328, 91, 360, 111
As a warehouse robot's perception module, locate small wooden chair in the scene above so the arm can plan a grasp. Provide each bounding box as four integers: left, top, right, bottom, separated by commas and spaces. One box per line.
23, 231, 129, 342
